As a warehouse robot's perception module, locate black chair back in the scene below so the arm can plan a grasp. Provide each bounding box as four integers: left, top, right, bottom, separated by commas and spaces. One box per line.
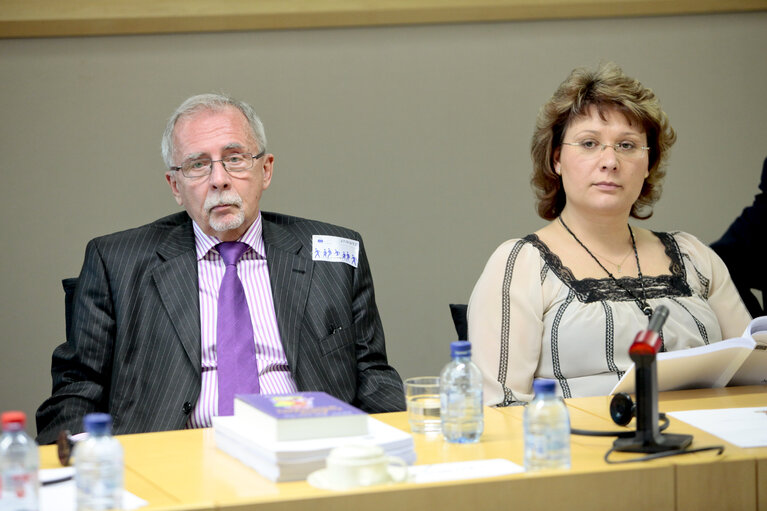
449, 303, 468, 341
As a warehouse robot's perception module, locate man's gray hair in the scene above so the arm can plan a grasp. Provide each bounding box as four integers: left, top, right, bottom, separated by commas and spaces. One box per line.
161, 93, 267, 168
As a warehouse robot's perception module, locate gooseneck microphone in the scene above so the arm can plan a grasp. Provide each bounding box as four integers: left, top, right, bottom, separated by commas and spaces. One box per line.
572, 307, 723, 462
647, 305, 669, 335
613, 305, 693, 454
628, 305, 669, 356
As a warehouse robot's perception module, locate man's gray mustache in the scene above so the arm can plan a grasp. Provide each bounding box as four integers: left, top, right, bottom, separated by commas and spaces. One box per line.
204, 193, 243, 213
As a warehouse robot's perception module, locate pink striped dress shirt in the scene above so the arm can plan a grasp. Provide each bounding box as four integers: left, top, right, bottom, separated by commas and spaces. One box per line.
187, 214, 298, 428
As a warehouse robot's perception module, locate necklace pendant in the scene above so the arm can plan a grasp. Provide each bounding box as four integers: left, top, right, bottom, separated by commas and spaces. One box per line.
559, 217, 651, 319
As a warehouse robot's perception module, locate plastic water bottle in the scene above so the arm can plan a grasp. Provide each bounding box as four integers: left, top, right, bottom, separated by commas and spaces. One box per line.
439, 340, 484, 443
0, 411, 39, 511
74, 413, 124, 511
523, 378, 571, 471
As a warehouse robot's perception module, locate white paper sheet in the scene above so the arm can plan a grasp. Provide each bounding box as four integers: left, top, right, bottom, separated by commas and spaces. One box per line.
40, 467, 148, 511
667, 407, 767, 448
408, 459, 523, 483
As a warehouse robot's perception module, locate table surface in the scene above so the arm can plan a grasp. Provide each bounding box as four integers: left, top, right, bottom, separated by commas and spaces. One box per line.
40, 385, 767, 511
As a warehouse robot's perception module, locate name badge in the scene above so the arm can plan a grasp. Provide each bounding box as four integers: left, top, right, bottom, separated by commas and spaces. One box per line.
312, 235, 359, 268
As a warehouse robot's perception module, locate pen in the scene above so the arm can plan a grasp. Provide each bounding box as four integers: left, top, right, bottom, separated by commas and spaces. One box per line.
42, 475, 73, 486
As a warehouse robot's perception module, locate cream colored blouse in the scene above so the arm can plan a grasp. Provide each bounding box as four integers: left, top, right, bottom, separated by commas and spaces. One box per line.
468, 231, 751, 406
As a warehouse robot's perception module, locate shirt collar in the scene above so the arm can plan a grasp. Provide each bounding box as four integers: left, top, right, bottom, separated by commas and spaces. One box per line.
192, 213, 266, 261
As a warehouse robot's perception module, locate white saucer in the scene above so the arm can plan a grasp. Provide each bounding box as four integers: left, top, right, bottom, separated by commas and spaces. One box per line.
307, 466, 409, 491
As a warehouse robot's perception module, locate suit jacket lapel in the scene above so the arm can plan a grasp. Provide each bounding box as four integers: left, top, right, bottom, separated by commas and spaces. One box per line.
151, 218, 202, 372
262, 217, 312, 374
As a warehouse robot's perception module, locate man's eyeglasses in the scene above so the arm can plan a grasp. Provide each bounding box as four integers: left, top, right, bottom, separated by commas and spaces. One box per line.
170, 149, 266, 178
561, 140, 650, 159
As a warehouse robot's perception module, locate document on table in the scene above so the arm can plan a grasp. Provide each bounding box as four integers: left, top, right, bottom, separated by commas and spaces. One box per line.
610, 337, 757, 395
667, 407, 767, 448
408, 459, 523, 483
611, 316, 767, 395
40, 468, 148, 511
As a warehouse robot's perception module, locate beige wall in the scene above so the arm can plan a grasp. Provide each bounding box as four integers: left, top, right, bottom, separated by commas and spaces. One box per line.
1, 12, 765, 436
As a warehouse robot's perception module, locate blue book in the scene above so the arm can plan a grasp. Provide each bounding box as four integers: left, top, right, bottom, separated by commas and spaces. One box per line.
233, 392, 368, 442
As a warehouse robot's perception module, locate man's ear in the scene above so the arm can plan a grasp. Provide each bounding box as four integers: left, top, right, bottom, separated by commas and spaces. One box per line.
166, 172, 184, 206
261, 154, 275, 190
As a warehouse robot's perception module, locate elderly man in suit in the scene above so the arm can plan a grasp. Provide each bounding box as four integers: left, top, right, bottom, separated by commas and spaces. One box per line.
36, 94, 405, 444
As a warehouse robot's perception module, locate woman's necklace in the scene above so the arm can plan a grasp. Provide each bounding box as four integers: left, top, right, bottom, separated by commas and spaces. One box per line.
592, 247, 633, 273
558, 216, 653, 317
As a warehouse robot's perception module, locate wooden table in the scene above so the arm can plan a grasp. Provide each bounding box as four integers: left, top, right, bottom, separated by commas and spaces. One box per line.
567, 385, 767, 511
40, 385, 767, 511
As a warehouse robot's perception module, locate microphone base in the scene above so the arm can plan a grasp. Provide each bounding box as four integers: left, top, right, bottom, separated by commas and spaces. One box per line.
613, 432, 693, 454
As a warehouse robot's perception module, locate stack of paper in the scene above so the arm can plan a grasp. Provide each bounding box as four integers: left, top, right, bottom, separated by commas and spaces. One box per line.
213, 415, 416, 482
729, 316, 767, 386
611, 316, 767, 395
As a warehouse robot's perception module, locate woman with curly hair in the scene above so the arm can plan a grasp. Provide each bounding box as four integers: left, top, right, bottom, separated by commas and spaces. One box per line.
468, 63, 750, 406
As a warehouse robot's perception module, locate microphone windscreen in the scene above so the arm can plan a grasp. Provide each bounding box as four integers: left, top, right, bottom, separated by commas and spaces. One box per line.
647, 305, 669, 333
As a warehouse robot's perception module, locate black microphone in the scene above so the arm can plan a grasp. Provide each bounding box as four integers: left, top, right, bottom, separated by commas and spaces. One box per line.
647, 305, 669, 333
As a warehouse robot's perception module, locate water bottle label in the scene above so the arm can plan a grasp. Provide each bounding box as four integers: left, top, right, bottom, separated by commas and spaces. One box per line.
524, 425, 571, 470
1, 471, 38, 507
528, 434, 546, 457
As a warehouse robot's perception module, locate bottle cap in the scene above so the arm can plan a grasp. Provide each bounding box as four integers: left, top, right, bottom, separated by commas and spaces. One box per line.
1, 411, 26, 431
450, 340, 471, 358
83, 413, 113, 435
532, 378, 556, 395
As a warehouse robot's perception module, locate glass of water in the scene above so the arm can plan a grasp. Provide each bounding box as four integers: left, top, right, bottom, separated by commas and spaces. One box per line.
404, 376, 441, 434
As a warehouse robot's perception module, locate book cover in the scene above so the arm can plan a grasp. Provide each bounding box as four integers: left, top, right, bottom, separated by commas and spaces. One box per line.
233, 391, 368, 442
212, 415, 416, 482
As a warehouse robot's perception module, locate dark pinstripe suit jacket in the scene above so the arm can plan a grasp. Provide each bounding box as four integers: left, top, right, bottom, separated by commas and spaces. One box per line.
36, 211, 405, 444
711, 157, 766, 317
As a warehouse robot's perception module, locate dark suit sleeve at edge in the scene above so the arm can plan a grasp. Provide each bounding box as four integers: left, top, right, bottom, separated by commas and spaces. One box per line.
349, 237, 406, 413
711, 157, 767, 317
36, 239, 115, 444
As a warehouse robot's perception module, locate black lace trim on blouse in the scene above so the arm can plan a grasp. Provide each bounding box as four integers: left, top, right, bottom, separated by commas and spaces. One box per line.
523, 232, 692, 303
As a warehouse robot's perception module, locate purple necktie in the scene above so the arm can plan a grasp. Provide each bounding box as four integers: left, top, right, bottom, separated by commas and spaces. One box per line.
216, 241, 260, 416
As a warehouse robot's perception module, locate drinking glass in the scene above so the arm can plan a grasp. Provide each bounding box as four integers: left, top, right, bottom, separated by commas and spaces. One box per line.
404, 376, 441, 434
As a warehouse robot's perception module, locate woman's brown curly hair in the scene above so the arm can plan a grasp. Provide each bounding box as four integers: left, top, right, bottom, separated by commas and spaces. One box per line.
531, 62, 677, 220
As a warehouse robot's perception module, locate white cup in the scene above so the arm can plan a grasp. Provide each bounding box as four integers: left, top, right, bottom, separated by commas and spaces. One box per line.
324, 443, 408, 489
